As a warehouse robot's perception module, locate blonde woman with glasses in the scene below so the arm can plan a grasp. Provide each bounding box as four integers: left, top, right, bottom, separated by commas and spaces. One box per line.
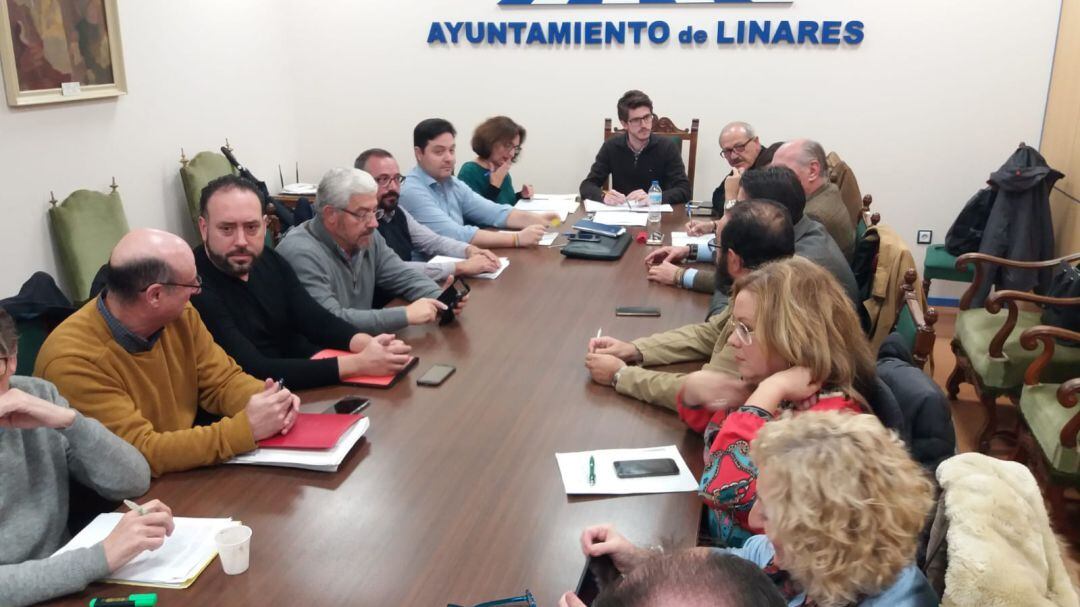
676, 256, 877, 548
572, 411, 938, 606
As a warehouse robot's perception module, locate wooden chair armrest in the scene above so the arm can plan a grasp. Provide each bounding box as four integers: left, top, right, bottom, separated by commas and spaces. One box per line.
985, 290, 1080, 358
901, 268, 936, 369
956, 251, 1080, 310
1057, 378, 1080, 449
1020, 325, 1080, 385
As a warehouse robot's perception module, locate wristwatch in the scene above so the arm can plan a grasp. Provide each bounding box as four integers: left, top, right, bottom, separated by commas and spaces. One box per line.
612, 366, 627, 388
724, 199, 739, 211
688, 243, 699, 259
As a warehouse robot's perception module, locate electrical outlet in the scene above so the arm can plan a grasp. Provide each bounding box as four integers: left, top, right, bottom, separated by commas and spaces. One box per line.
916, 229, 932, 245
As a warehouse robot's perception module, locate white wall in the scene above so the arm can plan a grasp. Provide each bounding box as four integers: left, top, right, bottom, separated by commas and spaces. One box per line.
0, 0, 299, 297
0, 0, 1061, 300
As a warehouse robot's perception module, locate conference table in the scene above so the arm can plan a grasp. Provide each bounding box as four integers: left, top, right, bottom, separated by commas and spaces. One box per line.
50, 208, 713, 606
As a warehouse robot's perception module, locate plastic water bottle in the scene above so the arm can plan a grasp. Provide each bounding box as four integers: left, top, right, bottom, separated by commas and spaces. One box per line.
647, 180, 662, 233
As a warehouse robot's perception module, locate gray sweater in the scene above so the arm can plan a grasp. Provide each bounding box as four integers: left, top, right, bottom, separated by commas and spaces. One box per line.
277, 218, 442, 334
0, 376, 151, 607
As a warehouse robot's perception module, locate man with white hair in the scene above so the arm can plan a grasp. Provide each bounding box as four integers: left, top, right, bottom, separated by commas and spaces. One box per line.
771, 138, 855, 261
277, 168, 461, 335
710, 121, 781, 215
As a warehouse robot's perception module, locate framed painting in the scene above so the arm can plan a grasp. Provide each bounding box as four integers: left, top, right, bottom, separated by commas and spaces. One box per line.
0, 0, 126, 107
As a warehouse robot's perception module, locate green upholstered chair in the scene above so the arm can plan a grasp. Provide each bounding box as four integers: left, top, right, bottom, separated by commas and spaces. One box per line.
48, 186, 130, 303
179, 150, 237, 237
947, 251, 1080, 452
1014, 325, 1080, 533
894, 269, 939, 371
923, 244, 975, 300
603, 116, 699, 195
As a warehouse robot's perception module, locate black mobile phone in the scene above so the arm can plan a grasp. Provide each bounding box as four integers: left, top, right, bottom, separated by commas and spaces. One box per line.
566, 232, 599, 242
324, 396, 371, 415
574, 554, 621, 605
615, 306, 661, 317
436, 279, 471, 325
416, 364, 456, 387
613, 458, 680, 479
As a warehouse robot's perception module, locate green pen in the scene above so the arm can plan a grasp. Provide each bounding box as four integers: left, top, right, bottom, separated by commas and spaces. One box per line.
588, 455, 596, 486
89, 593, 157, 607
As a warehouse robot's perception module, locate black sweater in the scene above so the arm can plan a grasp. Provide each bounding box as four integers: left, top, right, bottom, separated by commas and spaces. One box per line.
580, 133, 691, 205
191, 246, 355, 389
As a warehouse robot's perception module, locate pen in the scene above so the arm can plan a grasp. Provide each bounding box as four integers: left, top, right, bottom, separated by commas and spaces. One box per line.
90, 593, 158, 607
276, 377, 286, 390
122, 499, 146, 516
588, 455, 596, 486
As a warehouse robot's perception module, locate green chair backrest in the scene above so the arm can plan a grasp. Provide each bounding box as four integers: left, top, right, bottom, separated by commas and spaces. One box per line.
894, 303, 918, 354
15, 318, 47, 376
180, 151, 237, 237
855, 217, 868, 244
49, 188, 130, 303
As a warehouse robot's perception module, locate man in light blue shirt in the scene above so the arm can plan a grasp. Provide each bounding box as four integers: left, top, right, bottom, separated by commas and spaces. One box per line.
399, 118, 559, 251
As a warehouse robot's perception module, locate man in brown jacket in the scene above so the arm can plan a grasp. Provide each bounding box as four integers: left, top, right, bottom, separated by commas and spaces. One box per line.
584, 200, 795, 411
772, 139, 856, 262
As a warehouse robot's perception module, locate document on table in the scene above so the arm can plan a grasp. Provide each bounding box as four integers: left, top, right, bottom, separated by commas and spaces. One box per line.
584, 199, 674, 213
670, 231, 716, 248
517, 196, 579, 215
539, 232, 559, 246
555, 444, 699, 495
428, 255, 510, 279
226, 416, 370, 472
53, 514, 236, 588
591, 211, 648, 227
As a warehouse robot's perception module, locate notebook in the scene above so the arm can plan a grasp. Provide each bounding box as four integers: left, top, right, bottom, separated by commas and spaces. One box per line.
53, 514, 236, 589
572, 219, 625, 238
227, 416, 370, 472
258, 413, 363, 449
310, 349, 418, 388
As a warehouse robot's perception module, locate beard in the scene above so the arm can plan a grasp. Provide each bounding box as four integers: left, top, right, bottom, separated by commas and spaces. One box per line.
715, 248, 735, 291
207, 245, 255, 278
379, 191, 399, 213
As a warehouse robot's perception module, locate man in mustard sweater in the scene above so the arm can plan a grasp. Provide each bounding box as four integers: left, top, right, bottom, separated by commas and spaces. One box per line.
35, 229, 300, 476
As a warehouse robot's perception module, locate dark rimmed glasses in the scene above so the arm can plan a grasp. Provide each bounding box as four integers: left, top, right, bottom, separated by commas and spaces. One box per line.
626, 113, 655, 127
140, 275, 203, 293
720, 137, 757, 158
374, 174, 407, 187
337, 206, 385, 222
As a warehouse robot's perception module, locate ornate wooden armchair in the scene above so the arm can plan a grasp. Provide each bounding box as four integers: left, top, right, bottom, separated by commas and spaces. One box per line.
48, 180, 130, 303
899, 269, 939, 370
948, 251, 1080, 451
603, 116, 699, 194
180, 147, 282, 245
1014, 325, 1080, 532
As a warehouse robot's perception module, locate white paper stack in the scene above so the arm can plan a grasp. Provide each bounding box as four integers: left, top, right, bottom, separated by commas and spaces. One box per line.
226, 416, 370, 472
428, 255, 510, 279
54, 514, 236, 588
555, 444, 699, 495
517, 195, 579, 215
539, 232, 560, 246
670, 231, 716, 248
591, 211, 648, 227
584, 199, 674, 213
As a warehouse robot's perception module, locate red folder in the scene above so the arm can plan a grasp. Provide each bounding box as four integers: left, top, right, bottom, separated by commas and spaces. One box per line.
258, 413, 362, 449
310, 349, 418, 388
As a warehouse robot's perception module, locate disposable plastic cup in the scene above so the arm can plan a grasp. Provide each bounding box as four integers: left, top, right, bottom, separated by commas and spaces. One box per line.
215, 525, 252, 575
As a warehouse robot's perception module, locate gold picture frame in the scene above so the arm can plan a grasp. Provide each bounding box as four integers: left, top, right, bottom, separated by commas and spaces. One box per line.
0, 0, 127, 107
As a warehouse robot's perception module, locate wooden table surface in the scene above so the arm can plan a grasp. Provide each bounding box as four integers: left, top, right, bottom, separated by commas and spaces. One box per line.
48, 211, 710, 607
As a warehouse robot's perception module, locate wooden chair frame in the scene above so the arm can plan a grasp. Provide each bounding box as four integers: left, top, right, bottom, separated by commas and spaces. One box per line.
902, 268, 939, 370
604, 116, 699, 194
948, 251, 1080, 451
1013, 325, 1080, 532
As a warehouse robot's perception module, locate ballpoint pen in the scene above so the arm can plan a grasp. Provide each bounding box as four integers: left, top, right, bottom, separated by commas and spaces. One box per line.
123, 499, 146, 516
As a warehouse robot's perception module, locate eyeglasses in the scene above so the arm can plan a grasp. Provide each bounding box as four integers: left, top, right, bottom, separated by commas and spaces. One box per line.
730, 319, 754, 346
721, 137, 756, 158
706, 238, 719, 252
337, 206, 385, 222
374, 174, 406, 187
139, 275, 203, 293
447, 590, 536, 607
626, 113, 655, 127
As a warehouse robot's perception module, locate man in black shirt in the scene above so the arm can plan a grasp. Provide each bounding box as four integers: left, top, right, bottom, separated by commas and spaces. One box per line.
579, 90, 691, 206
191, 175, 412, 390
709, 121, 782, 217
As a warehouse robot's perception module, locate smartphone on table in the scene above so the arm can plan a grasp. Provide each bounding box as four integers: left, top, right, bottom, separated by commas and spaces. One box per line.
324, 396, 371, 415
613, 458, 680, 478
417, 364, 456, 387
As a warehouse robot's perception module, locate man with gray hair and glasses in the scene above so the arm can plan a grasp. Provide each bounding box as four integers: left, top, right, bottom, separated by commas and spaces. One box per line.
703, 122, 782, 222
278, 168, 463, 335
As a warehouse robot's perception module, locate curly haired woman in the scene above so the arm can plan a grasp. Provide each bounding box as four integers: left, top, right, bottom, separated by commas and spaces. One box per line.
566, 411, 937, 607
